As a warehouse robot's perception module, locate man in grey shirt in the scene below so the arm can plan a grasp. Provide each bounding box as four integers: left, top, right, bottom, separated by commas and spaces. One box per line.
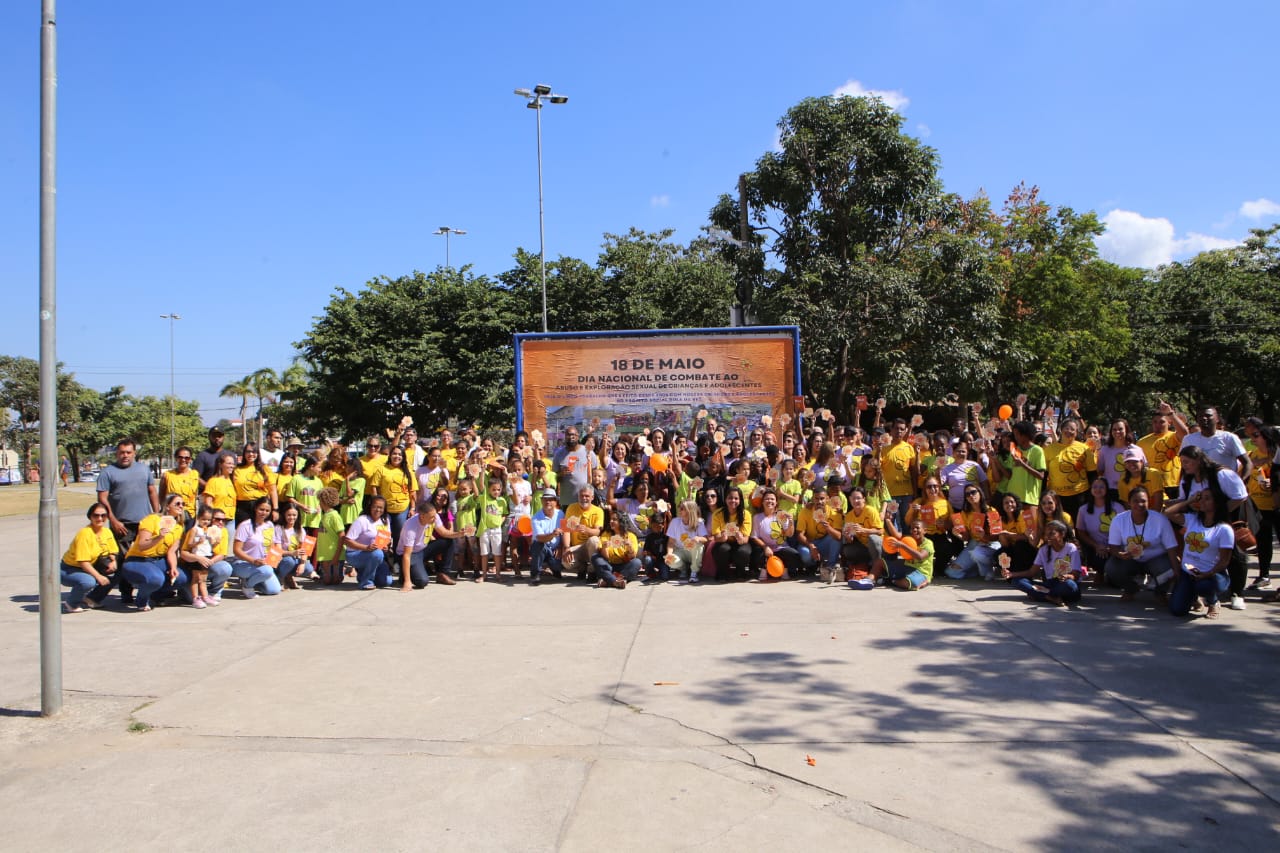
97, 437, 159, 605
552, 427, 590, 506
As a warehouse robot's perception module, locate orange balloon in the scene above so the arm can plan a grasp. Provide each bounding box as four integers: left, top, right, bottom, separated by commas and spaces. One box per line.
898, 536, 917, 552
766, 555, 785, 578
997, 404, 1013, 420
649, 453, 669, 473
516, 515, 532, 535
883, 537, 900, 555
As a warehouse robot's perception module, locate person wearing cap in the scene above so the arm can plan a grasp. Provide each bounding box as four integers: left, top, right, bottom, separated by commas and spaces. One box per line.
528, 489, 565, 585
282, 435, 305, 472
1117, 445, 1165, 510
397, 499, 462, 589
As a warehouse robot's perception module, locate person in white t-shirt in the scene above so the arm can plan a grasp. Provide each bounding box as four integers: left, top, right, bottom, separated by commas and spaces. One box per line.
1180, 407, 1251, 477
1164, 489, 1234, 618
1105, 487, 1179, 602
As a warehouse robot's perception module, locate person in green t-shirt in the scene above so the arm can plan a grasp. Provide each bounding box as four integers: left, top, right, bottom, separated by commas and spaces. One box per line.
1007, 421, 1047, 508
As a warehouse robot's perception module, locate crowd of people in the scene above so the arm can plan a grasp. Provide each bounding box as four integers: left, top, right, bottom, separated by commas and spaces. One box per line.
65, 397, 1279, 621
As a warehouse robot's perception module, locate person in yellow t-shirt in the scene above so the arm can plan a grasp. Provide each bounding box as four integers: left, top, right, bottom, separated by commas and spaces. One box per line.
60, 502, 119, 611
370, 445, 416, 548
905, 478, 955, 566
796, 492, 842, 571
201, 453, 238, 524
878, 419, 919, 533
360, 436, 388, 480
841, 487, 885, 578
121, 494, 187, 611
1043, 419, 1092, 518
563, 485, 603, 578
710, 486, 752, 580
1246, 425, 1279, 591
160, 447, 199, 520
1117, 449, 1166, 511
233, 443, 279, 525
591, 512, 641, 588
1137, 406, 1188, 501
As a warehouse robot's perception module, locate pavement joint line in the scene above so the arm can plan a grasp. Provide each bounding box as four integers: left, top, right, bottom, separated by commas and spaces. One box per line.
956, 584, 1280, 811
555, 757, 594, 849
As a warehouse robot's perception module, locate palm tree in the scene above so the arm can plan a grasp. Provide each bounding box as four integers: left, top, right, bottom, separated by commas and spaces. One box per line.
248, 368, 282, 446
219, 378, 252, 446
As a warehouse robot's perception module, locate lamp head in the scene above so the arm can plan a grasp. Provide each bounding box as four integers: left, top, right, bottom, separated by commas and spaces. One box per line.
533, 84, 552, 96
549, 95, 568, 104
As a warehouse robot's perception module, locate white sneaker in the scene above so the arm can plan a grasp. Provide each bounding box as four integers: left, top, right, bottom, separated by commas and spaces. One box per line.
1229, 594, 1246, 611
243, 586, 257, 599
1249, 576, 1272, 590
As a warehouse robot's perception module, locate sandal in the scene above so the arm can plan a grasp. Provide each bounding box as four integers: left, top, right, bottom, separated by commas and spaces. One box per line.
614, 578, 627, 589
1205, 603, 1221, 619
62, 601, 86, 614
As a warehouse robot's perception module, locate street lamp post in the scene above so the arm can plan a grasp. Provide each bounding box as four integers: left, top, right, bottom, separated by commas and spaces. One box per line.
513, 84, 568, 333
433, 226, 467, 269
160, 313, 180, 467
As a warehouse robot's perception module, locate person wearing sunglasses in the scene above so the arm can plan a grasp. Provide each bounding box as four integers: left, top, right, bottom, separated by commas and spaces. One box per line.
120, 494, 188, 611
59, 502, 119, 612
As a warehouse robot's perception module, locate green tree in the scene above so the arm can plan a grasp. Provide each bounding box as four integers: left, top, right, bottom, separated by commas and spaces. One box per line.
710, 94, 1002, 414
297, 269, 525, 437
247, 367, 282, 445
98, 394, 207, 463
965, 185, 1134, 412
0, 355, 108, 476
1127, 225, 1280, 422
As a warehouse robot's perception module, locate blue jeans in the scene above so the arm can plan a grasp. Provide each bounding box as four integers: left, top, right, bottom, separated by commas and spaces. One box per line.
1014, 576, 1082, 603
1169, 570, 1229, 615
276, 555, 315, 584
347, 548, 391, 589
530, 539, 564, 578
172, 560, 234, 603
591, 554, 641, 585
228, 559, 283, 595
405, 538, 456, 587
121, 556, 169, 608
947, 541, 999, 579
805, 534, 842, 568
387, 510, 409, 550
60, 562, 103, 607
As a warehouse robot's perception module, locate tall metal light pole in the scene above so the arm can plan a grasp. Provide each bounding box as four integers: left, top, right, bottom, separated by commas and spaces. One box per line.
432, 226, 467, 269
160, 313, 180, 467
37, 0, 62, 717
513, 84, 568, 333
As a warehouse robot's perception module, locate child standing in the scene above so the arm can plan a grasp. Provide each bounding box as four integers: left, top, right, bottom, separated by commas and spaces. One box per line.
180, 507, 217, 609
475, 473, 509, 582
506, 457, 533, 576
315, 487, 347, 585
454, 478, 481, 578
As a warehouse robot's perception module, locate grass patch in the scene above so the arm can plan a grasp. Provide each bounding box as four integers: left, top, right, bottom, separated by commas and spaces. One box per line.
0, 484, 98, 518
127, 720, 152, 733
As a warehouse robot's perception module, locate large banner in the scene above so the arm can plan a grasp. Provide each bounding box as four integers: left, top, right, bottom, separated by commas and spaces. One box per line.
515, 327, 801, 443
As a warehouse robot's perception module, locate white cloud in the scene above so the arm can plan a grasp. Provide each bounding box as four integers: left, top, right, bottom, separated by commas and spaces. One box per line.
1096, 209, 1240, 268
649, 194, 670, 208
915, 122, 931, 138
1240, 198, 1280, 219
832, 79, 909, 111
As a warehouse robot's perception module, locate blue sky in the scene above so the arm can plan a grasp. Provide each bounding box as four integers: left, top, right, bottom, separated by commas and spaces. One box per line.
2, 1, 1277, 426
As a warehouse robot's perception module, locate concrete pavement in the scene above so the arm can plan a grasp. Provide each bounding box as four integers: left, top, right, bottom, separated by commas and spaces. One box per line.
1, 508, 1279, 851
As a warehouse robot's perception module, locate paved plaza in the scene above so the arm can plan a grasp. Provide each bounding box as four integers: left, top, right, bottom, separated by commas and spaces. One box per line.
1, 500, 1279, 851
